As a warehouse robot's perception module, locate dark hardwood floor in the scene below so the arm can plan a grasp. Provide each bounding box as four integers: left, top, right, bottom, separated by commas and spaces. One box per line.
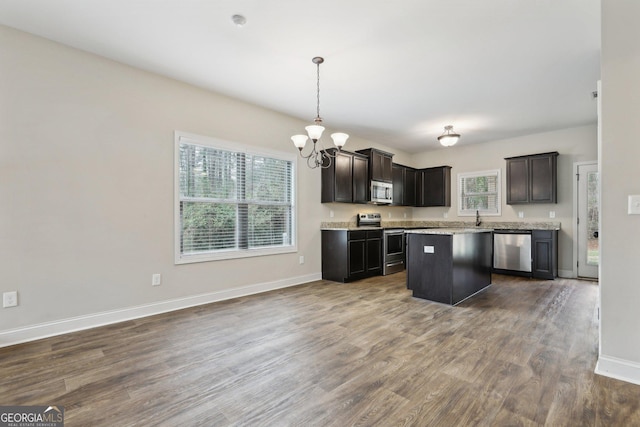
2, 273, 640, 426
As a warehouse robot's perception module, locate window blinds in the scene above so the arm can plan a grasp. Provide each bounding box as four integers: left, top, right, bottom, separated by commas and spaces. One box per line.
458, 170, 501, 215
178, 140, 294, 257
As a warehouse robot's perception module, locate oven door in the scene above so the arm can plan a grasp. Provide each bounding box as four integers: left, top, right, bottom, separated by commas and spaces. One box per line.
383, 230, 405, 275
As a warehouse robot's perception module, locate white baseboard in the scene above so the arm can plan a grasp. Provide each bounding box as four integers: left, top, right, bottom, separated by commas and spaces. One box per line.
558, 269, 575, 279
595, 355, 640, 386
0, 273, 322, 349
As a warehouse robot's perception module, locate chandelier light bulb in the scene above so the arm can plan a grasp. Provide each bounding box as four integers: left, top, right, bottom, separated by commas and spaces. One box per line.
291, 135, 308, 149
305, 125, 325, 141
331, 133, 349, 148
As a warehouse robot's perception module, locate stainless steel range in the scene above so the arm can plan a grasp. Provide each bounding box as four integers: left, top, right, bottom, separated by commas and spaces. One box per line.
356, 212, 382, 227
357, 213, 405, 276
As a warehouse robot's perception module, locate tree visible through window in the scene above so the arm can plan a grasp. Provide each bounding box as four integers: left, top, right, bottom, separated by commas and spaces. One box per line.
458, 169, 501, 216
175, 133, 296, 263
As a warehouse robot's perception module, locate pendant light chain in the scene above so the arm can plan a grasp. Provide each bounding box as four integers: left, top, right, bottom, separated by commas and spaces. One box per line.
315, 60, 321, 123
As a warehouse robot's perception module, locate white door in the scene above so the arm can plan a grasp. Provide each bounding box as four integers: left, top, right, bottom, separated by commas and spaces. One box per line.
577, 162, 599, 279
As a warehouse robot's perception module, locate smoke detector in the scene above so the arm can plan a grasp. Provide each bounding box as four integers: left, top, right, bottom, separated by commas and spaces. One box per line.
231, 14, 247, 27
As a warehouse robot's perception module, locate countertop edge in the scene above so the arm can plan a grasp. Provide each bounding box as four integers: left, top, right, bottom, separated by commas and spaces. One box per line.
321, 220, 561, 231
405, 228, 493, 235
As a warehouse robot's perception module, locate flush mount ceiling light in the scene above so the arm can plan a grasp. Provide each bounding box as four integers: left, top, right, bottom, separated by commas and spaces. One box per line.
437, 125, 461, 147
291, 57, 349, 169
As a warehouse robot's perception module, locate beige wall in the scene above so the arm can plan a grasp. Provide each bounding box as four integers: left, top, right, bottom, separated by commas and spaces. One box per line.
0, 25, 335, 333
0, 24, 596, 337
413, 126, 597, 276
1, 20, 616, 374
322, 126, 598, 276
598, 0, 640, 380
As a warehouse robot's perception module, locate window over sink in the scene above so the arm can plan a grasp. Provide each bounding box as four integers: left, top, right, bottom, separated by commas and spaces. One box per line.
457, 169, 501, 216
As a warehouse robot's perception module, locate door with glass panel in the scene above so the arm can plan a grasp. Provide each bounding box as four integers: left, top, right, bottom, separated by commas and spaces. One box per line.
577, 162, 599, 279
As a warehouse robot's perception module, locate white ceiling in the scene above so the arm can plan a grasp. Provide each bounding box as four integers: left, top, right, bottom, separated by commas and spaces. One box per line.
0, 0, 601, 153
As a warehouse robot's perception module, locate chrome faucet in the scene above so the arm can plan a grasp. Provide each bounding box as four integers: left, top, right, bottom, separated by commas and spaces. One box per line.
475, 210, 481, 227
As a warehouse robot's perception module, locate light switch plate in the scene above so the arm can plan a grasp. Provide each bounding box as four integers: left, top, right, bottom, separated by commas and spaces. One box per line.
628, 195, 640, 215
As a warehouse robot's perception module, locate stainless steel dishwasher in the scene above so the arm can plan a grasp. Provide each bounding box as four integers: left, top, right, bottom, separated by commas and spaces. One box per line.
493, 230, 532, 274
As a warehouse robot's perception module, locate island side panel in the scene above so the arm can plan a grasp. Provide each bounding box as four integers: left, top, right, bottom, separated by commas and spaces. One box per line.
451, 231, 493, 304
321, 229, 348, 282
406, 233, 453, 304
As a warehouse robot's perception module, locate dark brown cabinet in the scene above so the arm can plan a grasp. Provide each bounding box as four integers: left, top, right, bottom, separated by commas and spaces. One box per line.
392, 163, 416, 206
405, 168, 416, 206
415, 166, 451, 207
356, 148, 394, 183
352, 154, 368, 204
322, 229, 382, 282
406, 231, 493, 304
321, 149, 368, 203
532, 229, 558, 279
505, 152, 558, 204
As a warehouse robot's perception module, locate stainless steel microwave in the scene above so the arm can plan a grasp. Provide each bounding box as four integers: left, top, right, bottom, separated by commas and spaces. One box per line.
370, 180, 393, 204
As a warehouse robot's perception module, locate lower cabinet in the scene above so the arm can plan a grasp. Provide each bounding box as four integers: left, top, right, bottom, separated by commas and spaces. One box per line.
322, 229, 382, 282
492, 229, 558, 279
532, 229, 558, 279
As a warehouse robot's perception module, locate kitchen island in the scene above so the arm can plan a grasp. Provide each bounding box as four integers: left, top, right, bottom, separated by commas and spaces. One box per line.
406, 229, 493, 305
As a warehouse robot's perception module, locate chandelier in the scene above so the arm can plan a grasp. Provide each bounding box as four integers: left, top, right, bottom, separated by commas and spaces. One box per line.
438, 125, 461, 147
291, 57, 349, 169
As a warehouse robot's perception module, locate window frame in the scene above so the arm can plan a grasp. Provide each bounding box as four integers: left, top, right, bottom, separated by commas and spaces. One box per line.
457, 169, 502, 217
174, 131, 297, 264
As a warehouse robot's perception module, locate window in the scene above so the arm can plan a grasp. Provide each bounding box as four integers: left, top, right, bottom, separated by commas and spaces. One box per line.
175, 132, 296, 263
458, 169, 501, 216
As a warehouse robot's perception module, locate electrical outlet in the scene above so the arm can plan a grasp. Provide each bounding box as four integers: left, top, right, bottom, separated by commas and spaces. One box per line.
518, 211, 524, 218
299, 255, 305, 265
388, 212, 392, 218
443, 212, 448, 219
152, 274, 161, 286
549, 211, 556, 218
403, 213, 407, 219
330, 210, 334, 218
628, 195, 640, 214
3, 291, 18, 308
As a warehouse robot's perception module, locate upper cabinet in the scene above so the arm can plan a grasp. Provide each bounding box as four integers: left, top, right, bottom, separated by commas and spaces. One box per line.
505, 152, 558, 204
416, 166, 452, 207
356, 148, 394, 183
321, 147, 451, 207
392, 164, 416, 206
321, 149, 369, 203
